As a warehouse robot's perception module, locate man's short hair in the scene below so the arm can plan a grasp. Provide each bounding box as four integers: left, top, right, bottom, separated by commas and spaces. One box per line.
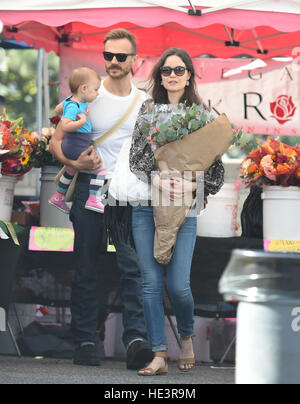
104, 29, 137, 54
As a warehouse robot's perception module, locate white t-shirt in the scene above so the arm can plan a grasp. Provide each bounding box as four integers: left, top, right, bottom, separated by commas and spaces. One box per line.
88, 81, 149, 179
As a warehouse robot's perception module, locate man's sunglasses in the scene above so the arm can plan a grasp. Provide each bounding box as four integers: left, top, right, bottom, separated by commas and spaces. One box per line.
103, 51, 136, 63
160, 66, 187, 77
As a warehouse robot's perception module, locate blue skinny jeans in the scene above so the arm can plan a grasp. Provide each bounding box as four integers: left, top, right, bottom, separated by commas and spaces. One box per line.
132, 205, 197, 352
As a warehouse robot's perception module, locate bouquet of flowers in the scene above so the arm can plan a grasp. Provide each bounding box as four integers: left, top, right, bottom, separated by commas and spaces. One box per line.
240, 137, 300, 188
31, 116, 62, 168
147, 103, 243, 149
145, 103, 234, 265
0, 110, 39, 176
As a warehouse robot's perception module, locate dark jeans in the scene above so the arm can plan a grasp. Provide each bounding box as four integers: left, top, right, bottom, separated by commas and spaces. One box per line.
69, 177, 148, 348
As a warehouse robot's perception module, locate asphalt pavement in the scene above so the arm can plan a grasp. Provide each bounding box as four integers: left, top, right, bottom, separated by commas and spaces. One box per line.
0, 355, 235, 385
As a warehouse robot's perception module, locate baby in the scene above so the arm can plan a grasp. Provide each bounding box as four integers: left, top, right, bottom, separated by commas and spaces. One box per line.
49, 67, 106, 213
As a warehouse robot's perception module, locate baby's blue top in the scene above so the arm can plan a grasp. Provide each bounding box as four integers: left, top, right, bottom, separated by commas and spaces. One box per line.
62, 96, 92, 133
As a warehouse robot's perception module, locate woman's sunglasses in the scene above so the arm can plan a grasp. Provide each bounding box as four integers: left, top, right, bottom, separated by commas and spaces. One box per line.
160, 66, 187, 77
103, 51, 136, 63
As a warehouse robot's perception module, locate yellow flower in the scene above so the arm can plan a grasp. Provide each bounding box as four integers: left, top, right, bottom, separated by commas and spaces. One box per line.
21, 153, 30, 166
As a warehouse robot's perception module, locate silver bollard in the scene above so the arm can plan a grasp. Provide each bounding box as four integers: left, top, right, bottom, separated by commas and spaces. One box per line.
219, 249, 300, 385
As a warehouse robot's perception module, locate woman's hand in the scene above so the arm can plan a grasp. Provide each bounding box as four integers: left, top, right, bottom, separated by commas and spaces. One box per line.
153, 174, 174, 198
153, 174, 196, 201
172, 177, 197, 195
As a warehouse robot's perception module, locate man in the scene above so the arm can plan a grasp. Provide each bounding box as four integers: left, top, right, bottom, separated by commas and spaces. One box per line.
50, 29, 152, 369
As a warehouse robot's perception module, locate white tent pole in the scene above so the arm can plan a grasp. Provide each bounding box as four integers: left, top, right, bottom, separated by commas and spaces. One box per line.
188, 0, 197, 14
36, 48, 43, 198
252, 28, 265, 54
43, 51, 50, 128
165, 23, 226, 43
224, 26, 234, 44
240, 32, 284, 45
36, 48, 43, 134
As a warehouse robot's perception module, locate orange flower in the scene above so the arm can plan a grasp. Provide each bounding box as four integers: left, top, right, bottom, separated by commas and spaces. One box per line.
24, 132, 38, 146
247, 163, 259, 174
277, 164, 291, 175
240, 136, 300, 187
253, 171, 263, 179
279, 142, 297, 158
261, 144, 274, 155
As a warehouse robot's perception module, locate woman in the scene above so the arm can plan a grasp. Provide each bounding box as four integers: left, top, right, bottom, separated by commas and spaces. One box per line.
129, 48, 224, 376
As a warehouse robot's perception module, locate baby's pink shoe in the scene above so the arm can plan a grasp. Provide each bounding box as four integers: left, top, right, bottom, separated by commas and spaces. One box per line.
49, 192, 70, 214
85, 194, 105, 213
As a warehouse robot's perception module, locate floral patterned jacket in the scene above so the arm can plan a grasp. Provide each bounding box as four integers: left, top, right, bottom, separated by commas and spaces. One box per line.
129, 99, 225, 203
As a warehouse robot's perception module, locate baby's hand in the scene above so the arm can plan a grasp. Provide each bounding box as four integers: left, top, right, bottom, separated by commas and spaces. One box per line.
77, 113, 87, 124
55, 103, 64, 115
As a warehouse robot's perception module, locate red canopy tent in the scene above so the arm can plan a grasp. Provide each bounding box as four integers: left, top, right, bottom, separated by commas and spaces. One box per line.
1, 0, 300, 59
1, 1, 300, 136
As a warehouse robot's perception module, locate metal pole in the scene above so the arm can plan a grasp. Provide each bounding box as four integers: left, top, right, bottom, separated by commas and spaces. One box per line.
43, 51, 50, 128
36, 48, 43, 134
36, 48, 43, 199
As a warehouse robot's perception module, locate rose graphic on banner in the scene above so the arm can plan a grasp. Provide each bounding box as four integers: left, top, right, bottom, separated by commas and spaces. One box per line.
270, 95, 297, 125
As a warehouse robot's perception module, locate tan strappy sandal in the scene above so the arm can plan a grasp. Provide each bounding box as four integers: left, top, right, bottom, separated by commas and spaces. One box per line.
138, 351, 168, 376
178, 335, 195, 372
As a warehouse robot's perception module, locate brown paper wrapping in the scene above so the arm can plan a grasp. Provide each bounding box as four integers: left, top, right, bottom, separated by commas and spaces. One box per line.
153, 113, 234, 265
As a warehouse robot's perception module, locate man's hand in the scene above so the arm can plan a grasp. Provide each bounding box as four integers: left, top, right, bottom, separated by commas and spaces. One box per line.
74, 146, 102, 171
49, 122, 102, 171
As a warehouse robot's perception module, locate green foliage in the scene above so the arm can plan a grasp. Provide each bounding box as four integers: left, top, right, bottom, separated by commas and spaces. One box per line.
0, 49, 59, 131
149, 103, 215, 146
148, 103, 245, 148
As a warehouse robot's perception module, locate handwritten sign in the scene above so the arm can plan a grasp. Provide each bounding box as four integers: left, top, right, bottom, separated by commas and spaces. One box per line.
264, 240, 300, 253
29, 226, 74, 252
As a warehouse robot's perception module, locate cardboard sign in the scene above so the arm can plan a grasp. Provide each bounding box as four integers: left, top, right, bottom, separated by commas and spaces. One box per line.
29, 226, 74, 252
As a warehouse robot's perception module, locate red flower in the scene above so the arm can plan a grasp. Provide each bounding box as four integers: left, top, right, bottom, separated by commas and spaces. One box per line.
2, 120, 12, 127
270, 95, 297, 125
49, 116, 61, 126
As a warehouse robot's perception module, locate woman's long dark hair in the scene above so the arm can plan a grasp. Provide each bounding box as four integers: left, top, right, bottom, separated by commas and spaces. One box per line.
148, 48, 204, 107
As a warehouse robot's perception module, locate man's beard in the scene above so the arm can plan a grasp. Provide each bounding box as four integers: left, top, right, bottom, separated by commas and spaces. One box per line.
106, 64, 131, 80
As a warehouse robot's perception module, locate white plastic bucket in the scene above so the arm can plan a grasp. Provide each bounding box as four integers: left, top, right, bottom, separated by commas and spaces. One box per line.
197, 183, 239, 238
40, 165, 73, 229
0, 174, 18, 221
262, 186, 300, 240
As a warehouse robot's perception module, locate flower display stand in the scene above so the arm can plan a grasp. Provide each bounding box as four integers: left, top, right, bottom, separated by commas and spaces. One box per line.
262, 185, 300, 241
0, 174, 18, 221
40, 165, 73, 229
